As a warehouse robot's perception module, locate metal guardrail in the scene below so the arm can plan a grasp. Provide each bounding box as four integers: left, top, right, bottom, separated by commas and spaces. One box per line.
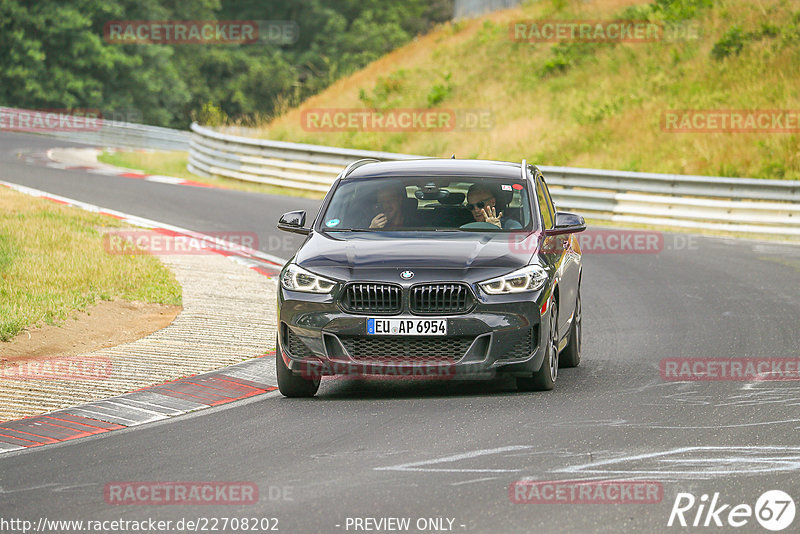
0, 107, 190, 151
9, 105, 794, 235
454, 0, 522, 19
188, 124, 419, 192
188, 123, 800, 237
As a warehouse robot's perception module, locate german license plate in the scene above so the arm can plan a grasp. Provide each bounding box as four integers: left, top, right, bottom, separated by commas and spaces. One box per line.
367, 318, 447, 336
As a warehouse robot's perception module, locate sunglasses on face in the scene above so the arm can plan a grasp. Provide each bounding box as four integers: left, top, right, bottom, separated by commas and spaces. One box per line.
466, 199, 494, 211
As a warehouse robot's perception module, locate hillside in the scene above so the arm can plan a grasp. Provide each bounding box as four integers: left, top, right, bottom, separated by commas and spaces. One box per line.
258, 0, 800, 180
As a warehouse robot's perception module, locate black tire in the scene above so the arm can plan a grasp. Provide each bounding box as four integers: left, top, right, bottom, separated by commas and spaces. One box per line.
276, 348, 320, 398
517, 296, 558, 392
560, 286, 581, 368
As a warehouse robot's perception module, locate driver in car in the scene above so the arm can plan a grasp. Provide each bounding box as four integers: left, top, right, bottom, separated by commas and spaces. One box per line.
466, 184, 522, 229
369, 186, 408, 229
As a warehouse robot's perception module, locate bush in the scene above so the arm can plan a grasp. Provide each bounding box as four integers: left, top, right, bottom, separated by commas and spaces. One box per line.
711, 26, 747, 60
192, 102, 228, 126
653, 0, 714, 22
427, 72, 452, 107
359, 70, 408, 109
540, 43, 598, 78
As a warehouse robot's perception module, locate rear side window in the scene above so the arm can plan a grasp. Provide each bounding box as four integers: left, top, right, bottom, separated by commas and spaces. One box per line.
535, 176, 553, 229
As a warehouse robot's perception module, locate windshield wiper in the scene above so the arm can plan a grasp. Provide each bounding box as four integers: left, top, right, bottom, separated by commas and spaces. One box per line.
323, 228, 374, 232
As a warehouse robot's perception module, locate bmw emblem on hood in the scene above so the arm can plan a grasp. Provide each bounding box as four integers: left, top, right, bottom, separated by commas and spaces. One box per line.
400, 270, 414, 280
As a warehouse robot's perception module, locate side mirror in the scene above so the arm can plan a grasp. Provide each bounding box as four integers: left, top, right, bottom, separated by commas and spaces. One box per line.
277, 210, 311, 235
545, 211, 586, 236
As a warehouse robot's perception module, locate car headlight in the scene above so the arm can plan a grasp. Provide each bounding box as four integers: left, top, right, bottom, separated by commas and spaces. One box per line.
479, 265, 548, 295
281, 263, 337, 294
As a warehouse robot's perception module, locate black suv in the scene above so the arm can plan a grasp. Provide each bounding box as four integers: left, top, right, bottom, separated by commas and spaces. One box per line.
276, 158, 585, 397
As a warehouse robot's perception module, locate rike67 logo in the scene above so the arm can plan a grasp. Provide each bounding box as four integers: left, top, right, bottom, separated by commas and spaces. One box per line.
668, 490, 796, 531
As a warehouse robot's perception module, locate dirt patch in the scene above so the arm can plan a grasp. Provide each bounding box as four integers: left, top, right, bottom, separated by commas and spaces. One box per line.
0, 300, 181, 362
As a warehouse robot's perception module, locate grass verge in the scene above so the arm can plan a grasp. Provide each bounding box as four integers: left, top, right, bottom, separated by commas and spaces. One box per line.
97, 150, 325, 199
0, 187, 182, 342
258, 0, 800, 180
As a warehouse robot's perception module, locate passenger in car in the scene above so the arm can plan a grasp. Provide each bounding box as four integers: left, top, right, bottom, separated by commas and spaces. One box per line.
369, 185, 410, 229
466, 184, 522, 229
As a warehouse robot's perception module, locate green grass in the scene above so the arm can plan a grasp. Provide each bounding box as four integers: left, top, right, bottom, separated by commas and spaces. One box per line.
97, 150, 325, 199
99, 150, 198, 180
0, 188, 182, 342
257, 0, 800, 181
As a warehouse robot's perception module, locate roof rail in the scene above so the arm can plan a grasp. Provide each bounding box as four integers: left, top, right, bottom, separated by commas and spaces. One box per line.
520, 159, 528, 181
342, 158, 380, 178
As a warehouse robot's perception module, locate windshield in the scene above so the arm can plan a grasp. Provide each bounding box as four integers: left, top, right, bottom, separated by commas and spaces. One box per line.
320, 176, 534, 232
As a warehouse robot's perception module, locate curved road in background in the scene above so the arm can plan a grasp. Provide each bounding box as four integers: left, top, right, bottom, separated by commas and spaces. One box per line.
1, 131, 799, 533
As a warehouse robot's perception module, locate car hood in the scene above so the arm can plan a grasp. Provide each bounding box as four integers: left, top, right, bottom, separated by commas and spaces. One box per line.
294, 231, 538, 283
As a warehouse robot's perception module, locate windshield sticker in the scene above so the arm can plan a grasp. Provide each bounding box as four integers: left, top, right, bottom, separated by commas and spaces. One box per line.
501, 184, 513, 191
326, 219, 341, 227
512, 184, 524, 190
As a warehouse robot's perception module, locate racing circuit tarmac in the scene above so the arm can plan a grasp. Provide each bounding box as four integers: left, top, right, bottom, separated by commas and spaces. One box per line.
1, 131, 799, 533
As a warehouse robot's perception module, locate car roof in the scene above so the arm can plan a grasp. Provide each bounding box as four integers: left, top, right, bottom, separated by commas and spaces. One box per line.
343, 159, 527, 180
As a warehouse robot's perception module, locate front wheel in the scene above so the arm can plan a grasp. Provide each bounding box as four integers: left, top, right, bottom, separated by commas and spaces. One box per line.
276, 347, 320, 398
560, 287, 581, 368
517, 296, 558, 392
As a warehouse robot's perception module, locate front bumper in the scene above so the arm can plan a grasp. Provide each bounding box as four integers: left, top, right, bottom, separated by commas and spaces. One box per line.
277, 286, 549, 380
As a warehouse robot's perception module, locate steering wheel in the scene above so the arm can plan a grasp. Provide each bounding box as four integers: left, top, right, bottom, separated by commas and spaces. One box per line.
459, 221, 500, 230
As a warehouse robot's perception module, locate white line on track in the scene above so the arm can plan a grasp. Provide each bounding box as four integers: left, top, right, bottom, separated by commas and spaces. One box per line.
374, 445, 534, 473
554, 446, 800, 478
450, 477, 499, 486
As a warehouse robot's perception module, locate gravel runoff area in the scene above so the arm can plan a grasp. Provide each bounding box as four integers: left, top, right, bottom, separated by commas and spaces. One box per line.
0, 252, 279, 422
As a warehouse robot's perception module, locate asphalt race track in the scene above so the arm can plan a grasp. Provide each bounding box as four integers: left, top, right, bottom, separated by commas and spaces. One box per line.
1, 130, 799, 533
